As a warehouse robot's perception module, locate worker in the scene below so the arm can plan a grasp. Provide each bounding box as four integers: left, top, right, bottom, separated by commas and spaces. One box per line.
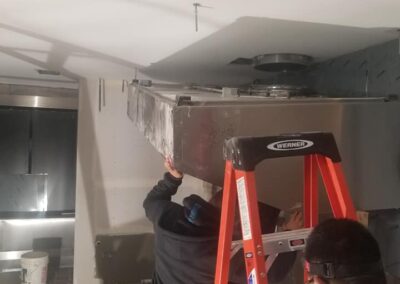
305, 218, 387, 284
143, 158, 302, 284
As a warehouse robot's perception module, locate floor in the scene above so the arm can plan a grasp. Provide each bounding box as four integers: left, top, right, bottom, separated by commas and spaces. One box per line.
0, 267, 73, 284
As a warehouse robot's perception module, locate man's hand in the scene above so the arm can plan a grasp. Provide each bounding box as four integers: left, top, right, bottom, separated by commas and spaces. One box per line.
282, 210, 303, 231
164, 157, 183, 179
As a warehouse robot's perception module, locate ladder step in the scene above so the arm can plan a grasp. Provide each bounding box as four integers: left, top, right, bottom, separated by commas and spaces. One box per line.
230, 228, 312, 258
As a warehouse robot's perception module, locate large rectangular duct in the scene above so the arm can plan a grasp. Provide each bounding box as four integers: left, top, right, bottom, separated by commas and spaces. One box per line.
128, 85, 400, 211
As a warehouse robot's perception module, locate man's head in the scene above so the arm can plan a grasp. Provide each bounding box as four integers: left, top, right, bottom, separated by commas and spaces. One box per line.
305, 218, 386, 284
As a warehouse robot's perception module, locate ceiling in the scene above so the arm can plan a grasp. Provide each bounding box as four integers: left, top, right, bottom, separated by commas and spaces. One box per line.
143, 17, 399, 86
1, 0, 400, 87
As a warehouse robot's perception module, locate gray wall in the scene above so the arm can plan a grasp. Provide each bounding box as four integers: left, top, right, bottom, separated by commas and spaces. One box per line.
74, 79, 211, 284
310, 39, 400, 98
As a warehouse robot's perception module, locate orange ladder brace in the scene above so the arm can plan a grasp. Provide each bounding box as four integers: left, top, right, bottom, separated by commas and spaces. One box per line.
214, 132, 357, 284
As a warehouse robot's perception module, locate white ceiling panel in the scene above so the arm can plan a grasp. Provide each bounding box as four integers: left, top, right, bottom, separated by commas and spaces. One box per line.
0, 0, 399, 85
143, 17, 399, 85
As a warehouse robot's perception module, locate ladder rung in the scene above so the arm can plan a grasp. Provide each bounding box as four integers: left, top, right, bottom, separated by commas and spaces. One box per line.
230, 228, 312, 259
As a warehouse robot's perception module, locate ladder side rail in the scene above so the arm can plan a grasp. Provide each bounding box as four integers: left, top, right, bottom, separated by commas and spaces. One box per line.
215, 161, 238, 284
235, 170, 268, 284
304, 154, 319, 283
304, 154, 319, 228
316, 155, 357, 220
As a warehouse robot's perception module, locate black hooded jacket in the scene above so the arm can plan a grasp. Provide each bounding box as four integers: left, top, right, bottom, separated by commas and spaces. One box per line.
143, 173, 296, 284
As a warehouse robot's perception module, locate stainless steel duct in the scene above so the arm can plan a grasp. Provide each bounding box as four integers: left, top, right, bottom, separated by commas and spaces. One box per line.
128, 84, 400, 211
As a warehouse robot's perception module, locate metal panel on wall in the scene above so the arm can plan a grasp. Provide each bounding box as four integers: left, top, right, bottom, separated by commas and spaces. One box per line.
0, 108, 30, 174
0, 174, 47, 212
31, 110, 77, 211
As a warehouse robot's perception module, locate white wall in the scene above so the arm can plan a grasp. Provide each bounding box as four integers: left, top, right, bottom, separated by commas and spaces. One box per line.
74, 79, 209, 284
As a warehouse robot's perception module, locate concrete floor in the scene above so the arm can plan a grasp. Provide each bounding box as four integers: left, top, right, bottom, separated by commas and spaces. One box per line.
0, 267, 73, 284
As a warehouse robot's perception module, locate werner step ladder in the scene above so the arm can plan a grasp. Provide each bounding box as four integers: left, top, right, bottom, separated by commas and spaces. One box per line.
214, 132, 357, 284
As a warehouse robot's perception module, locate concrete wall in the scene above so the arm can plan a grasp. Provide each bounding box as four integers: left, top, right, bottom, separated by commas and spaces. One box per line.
73, 79, 209, 284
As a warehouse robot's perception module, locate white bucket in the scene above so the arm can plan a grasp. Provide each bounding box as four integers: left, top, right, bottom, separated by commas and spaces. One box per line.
20, 251, 49, 284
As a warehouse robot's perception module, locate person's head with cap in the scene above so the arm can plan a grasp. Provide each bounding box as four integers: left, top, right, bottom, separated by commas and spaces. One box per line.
183, 194, 220, 231
305, 218, 386, 284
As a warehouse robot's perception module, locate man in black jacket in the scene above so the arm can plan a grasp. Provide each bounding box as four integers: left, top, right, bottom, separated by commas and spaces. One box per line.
143, 159, 301, 284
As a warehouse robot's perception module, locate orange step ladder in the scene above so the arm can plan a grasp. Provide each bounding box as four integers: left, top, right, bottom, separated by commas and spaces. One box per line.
214, 132, 357, 284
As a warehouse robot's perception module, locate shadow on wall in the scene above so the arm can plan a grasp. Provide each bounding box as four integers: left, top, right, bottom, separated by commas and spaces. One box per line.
76, 80, 110, 239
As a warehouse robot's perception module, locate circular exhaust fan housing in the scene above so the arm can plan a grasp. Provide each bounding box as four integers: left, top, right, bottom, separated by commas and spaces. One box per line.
253, 53, 313, 72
